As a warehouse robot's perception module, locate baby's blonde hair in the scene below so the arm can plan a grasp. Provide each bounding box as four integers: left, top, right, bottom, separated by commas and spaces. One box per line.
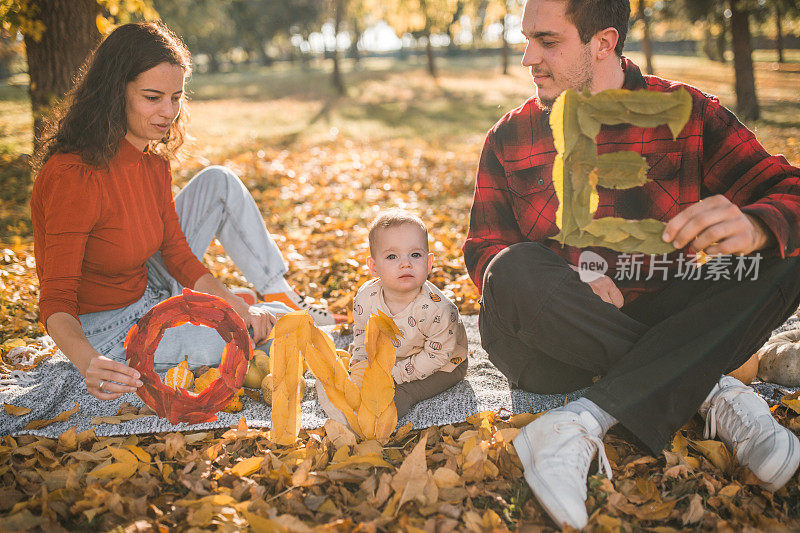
368, 209, 429, 257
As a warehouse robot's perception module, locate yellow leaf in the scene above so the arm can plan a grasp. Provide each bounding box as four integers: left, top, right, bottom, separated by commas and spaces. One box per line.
24, 402, 78, 430
719, 484, 741, 498
95, 14, 115, 35
4, 403, 31, 416
244, 511, 289, 533
108, 447, 138, 464
689, 438, 733, 472
230, 456, 264, 477
90, 461, 138, 479
176, 494, 237, 507
781, 397, 800, 415
327, 453, 392, 470
125, 445, 151, 463
508, 412, 541, 427
57, 426, 77, 451
0, 338, 25, 354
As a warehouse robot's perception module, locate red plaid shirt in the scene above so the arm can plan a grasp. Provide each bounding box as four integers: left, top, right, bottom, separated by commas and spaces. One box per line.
464, 58, 800, 303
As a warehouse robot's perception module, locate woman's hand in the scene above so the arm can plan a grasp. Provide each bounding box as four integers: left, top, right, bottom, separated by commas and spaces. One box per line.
193, 274, 276, 345
241, 305, 277, 345
84, 355, 143, 400
45, 312, 143, 401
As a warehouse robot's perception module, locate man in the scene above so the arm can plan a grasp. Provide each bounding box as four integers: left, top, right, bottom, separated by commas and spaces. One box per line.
463, 0, 800, 528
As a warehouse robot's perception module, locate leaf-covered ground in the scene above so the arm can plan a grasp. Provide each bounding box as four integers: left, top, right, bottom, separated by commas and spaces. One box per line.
2, 54, 800, 530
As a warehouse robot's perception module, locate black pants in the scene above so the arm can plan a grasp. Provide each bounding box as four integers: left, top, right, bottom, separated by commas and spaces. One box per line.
479, 242, 800, 454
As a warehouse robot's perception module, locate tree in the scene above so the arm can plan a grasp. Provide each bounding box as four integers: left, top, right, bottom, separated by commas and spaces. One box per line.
153, 0, 235, 73
471, 0, 523, 75
765, 0, 799, 64
1, 0, 156, 152
634, 0, 655, 75
674, 0, 728, 62
470, 0, 490, 44
225, 0, 322, 67
382, 0, 461, 77
3, 0, 100, 145
330, 0, 346, 94
728, 0, 759, 120
444, 0, 466, 54
0, 23, 23, 80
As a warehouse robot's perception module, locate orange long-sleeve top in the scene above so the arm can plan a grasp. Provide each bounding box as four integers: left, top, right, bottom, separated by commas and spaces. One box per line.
31, 138, 210, 327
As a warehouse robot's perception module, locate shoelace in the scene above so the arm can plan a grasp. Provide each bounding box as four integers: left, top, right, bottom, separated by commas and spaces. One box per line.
555, 420, 614, 480
286, 293, 333, 318
704, 386, 755, 442
297, 302, 331, 318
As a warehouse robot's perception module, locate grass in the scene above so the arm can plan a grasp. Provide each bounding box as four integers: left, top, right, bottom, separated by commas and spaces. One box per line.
1, 49, 799, 243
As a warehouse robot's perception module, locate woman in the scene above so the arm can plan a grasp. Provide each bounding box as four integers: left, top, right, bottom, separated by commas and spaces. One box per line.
31, 22, 341, 401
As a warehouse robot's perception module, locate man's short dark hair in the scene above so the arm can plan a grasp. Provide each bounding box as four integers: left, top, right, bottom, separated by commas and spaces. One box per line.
565, 0, 630, 57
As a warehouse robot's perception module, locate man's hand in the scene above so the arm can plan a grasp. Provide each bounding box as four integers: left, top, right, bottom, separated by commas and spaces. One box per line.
662, 194, 774, 255
569, 265, 624, 308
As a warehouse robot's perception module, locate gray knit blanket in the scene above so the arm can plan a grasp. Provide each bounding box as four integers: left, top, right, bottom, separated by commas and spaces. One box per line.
2, 315, 797, 438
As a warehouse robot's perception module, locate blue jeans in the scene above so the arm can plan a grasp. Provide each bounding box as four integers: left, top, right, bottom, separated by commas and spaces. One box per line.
78, 166, 290, 372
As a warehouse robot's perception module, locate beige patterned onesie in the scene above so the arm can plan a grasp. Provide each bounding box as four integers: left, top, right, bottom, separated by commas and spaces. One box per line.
350, 278, 468, 383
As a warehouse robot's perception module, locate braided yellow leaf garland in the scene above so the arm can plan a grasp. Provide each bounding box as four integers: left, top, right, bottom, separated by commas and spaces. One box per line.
267, 309, 401, 445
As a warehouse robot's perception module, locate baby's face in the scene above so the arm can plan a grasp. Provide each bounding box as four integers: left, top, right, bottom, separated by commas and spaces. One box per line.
368, 224, 433, 295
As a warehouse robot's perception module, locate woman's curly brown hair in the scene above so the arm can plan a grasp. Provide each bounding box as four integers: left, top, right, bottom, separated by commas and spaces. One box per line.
34, 22, 191, 171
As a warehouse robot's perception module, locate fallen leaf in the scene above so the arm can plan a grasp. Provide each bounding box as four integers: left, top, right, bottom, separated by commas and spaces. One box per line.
4, 403, 31, 416
230, 456, 264, 477
391, 433, 429, 511
23, 402, 78, 430
689, 438, 733, 473
682, 493, 705, 525
89, 461, 138, 479
324, 419, 357, 448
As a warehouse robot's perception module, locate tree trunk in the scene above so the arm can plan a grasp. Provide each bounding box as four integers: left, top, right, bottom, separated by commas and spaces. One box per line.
425, 32, 437, 78
729, 0, 759, 120
207, 52, 220, 73
716, 15, 727, 63
445, 0, 464, 56
473, 0, 489, 44
23, 0, 100, 151
350, 17, 361, 63
638, 0, 654, 75
501, 15, 509, 75
775, 2, 784, 63
702, 24, 718, 61
330, 0, 345, 94
257, 42, 273, 67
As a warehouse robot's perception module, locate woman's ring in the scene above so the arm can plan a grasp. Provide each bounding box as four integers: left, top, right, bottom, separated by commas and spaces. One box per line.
98, 380, 105, 391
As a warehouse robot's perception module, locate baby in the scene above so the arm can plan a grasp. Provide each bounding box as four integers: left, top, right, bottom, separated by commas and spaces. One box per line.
317, 209, 468, 422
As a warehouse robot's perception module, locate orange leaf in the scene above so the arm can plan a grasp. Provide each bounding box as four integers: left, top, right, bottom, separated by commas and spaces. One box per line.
23, 402, 78, 430
4, 403, 31, 416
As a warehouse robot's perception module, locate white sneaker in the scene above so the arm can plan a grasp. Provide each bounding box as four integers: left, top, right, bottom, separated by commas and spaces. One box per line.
513, 409, 612, 530
259, 290, 347, 327
700, 375, 800, 491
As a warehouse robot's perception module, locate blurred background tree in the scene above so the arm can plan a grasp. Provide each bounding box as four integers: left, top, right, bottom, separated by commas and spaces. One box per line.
0, 0, 157, 149
152, 0, 235, 74
2, 0, 800, 151
380, 0, 462, 77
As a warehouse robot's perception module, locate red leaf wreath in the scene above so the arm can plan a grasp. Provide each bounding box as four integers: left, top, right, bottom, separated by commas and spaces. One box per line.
124, 288, 253, 424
